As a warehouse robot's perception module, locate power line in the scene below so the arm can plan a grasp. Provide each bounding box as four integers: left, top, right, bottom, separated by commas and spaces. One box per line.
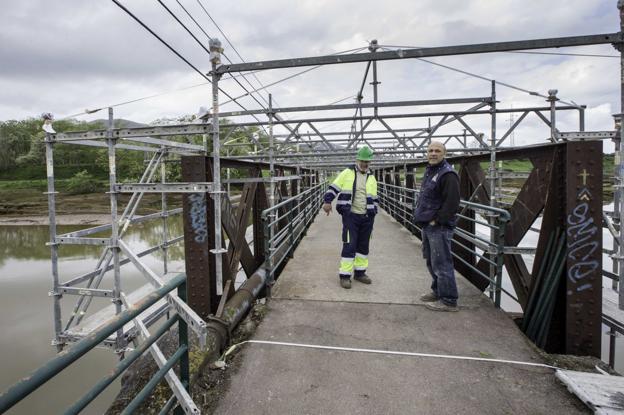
59, 45, 362, 120
221, 47, 369, 106
110, 0, 277, 146
60, 81, 210, 119
193, 0, 273, 108
111, 0, 210, 82
378, 46, 582, 108
156, 0, 271, 113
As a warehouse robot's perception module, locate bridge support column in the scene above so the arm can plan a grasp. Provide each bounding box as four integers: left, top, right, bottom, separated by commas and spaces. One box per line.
563, 141, 602, 356
181, 156, 220, 319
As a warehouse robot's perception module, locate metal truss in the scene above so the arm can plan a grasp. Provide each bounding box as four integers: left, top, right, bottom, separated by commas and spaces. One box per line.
42, 11, 624, 378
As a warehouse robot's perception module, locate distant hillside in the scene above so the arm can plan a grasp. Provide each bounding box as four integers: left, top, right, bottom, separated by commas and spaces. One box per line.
90, 119, 148, 128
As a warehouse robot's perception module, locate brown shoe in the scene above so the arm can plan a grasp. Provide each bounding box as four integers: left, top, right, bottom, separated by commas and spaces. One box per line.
340, 278, 352, 289
354, 274, 372, 284
419, 292, 438, 302
426, 300, 458, 312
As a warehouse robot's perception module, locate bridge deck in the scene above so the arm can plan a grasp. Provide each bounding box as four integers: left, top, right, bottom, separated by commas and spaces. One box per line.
215, 209, 587, 414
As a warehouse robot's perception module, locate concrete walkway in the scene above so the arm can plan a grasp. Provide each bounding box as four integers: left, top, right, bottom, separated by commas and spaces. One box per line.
215, 210, 587, 414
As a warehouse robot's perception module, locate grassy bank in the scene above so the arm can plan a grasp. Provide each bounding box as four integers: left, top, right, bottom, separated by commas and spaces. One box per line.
0, 179, 182, 216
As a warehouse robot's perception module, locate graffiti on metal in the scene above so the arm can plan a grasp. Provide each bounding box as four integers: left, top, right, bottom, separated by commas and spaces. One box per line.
566, 169, 599, 293
188, 193, 208, 243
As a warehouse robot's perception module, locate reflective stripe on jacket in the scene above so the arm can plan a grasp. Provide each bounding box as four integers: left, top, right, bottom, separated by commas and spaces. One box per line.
324, 166, 379, 217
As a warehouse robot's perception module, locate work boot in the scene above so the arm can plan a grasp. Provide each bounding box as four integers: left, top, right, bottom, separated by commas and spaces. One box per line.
354, 274, 372, 284
340, 278, 352, 289
419, 292, 438, 302
425, 300, 458, 312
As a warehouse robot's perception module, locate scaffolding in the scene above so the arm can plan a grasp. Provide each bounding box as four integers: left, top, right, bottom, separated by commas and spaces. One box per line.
43, 13, 624, 373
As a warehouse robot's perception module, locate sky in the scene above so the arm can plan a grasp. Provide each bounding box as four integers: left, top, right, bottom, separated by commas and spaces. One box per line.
1, 0, 622, 150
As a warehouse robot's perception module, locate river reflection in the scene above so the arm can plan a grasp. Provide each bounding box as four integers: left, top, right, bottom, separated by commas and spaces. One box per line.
0, 217, 185, 414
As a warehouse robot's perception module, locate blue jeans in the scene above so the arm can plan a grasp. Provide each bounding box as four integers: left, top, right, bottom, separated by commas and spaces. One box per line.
422, 223, 458, 306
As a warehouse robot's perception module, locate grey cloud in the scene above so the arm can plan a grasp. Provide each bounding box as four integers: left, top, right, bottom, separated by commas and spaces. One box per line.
1, 0, 622, 132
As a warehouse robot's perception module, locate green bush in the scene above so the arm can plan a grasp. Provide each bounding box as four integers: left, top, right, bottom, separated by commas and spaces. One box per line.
66, 170, 100, 194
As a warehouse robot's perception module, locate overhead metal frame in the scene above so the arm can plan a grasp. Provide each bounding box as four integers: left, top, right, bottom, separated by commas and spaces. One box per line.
40, 8, 624, 376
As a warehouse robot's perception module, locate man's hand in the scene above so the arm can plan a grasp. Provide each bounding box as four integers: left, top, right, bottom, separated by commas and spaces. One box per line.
429, 220, 436, 226
322, 203, 332, 216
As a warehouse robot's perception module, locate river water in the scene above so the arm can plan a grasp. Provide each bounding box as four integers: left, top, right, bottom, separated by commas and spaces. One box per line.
1, 211, 623, 414
0, 219, 185, 414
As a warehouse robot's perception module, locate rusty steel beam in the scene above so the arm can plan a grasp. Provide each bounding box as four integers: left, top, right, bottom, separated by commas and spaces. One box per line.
454, 160, 479, 288
564, 141, 602, 357
221, 188, 257, 277
181, 156, 219, 319
225, 178, 258, 287
253, 180, 269, 269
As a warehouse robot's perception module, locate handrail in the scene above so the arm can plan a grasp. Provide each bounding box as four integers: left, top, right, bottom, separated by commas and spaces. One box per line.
0, 273, 190, 414
377, 181, 511, 307
261, 182, 328, 291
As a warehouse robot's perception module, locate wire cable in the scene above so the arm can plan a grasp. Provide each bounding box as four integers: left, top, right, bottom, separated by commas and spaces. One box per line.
111, 0, 210, 82
156, 0, 272, 114
110, 0, 276, 145
378, 45, 582, 108
60, 81, 211, 119
221, 47, 369, 106
219, 339, 558, 370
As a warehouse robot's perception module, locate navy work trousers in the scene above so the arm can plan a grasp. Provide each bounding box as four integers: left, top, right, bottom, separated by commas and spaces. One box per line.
339, 212, 374, 278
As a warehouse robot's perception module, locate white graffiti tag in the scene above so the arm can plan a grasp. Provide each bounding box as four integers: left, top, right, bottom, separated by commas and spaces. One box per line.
188, 193, 208, 243
566, 202, 599, 291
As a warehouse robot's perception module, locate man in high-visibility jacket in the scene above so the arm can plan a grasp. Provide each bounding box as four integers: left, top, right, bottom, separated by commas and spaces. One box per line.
322, 146, 379, 289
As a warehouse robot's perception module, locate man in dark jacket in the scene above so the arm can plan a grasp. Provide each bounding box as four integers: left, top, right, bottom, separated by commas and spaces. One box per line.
413, 141, 460, 311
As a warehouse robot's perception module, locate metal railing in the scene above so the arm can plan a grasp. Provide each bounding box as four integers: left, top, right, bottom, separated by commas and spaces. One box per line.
262, 181, 328, 290
378, 182, 511, 308
0, 274, 194, 415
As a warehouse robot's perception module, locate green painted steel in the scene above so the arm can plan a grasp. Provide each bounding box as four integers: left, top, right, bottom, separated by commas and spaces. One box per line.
121, 345, 188, 415
0, 273, 186, 414
65, 314, 179, 414
174, 280, 190, 415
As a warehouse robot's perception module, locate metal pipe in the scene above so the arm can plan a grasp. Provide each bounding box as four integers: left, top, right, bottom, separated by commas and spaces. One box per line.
217, 32, 620, 73
207, 268, 267, 351
177, 278, 190, 396
161, 151, 168, 275
44, 130, 62, 351
216, 96, 490, 117
210, 39, 225, 296
610, 325, 617, 368
370, 40, 380, 118
106, 108, 124, 353
224, 147, 505, 160
0, 274, 186, 414
615, 0, 624, 310
548, 89, 559, 141
489, 81, 497, 301
268, 94, 276, 296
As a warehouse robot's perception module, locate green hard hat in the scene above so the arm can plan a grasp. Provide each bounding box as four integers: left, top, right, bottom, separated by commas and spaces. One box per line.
356, 146, 374, 161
